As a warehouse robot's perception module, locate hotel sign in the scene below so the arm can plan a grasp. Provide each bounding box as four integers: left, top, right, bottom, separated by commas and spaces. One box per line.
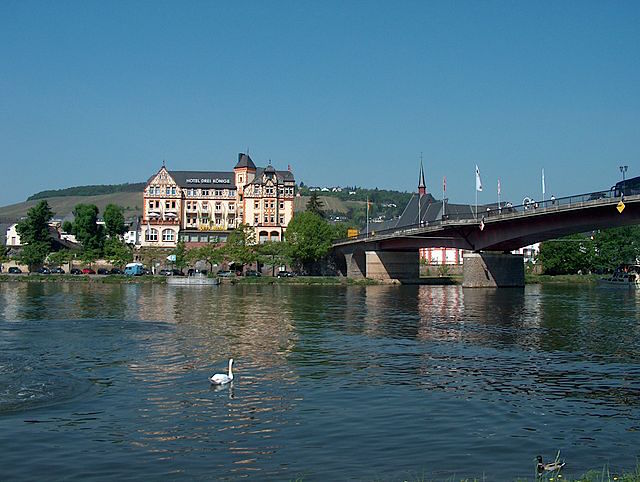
185, 178, 231, 184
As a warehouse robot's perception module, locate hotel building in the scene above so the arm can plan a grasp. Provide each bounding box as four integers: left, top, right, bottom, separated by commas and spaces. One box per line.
141, 153, 295, 248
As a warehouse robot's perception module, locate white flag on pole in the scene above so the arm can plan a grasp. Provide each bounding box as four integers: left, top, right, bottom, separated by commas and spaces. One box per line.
498, 178, 501, 195
542, 168, 546, 196
475, 165, 483, 192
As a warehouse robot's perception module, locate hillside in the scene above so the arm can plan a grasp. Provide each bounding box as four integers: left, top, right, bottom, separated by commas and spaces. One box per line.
0, 190, 368, 222
1, 183, 410, 228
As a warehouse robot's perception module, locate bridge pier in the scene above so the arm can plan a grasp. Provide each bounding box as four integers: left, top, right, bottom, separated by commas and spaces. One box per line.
365, 250, 420, 281
462, 252, 524, 287
344, 250, 366, 279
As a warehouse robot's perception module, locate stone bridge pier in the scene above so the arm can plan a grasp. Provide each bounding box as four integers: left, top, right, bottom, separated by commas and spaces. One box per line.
340, 249, 524, 287
341, 249, 420, 282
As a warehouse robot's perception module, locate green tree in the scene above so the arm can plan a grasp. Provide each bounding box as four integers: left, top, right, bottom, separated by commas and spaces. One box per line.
223, 224, 257, 270
172, 240, 188, 271
538, 234, 593, 275
591, 226, 640, 272
62, 220, 73, 234
189, 244, 224, 272
257, 241, 289, 276
103, 204, 127, 238
306, 192, 325, 218
71, 204, 105, 253
104, 238, 133, 268
47, 249, 72, 268
80, 248, 100, 269
285, 211, 334, 273
138, 246, 169, 273
15, 200, 54, 269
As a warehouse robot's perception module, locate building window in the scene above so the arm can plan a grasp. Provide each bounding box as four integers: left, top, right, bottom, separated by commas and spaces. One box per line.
215, 202, 222, 211
270, 215, 274, 223
264, 215, 269, 223
171, 187, 176, 195
215, 189, 222, 196
239, 175, 243, 183
279, 216, 285, 224
148, 201, 154, 209
162, 229, 174, 242
202, 189, 209, 196
279, 201, 284, 210
254, 215, 259, 224
166, 187, 171, 195
202, 202, 208, 211
254, 200, 260, 209
229, 203, 235, 211
165, 201, 171, 209
201, 216, 209, 224
146, 228, 158, 242
171, 201, 176, 209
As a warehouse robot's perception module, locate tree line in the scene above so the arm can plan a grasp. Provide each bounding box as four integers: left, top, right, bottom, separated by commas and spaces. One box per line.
538, 226, 640, 275
9, 197, 349, 274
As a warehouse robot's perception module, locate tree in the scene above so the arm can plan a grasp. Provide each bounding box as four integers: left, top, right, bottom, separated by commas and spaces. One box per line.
189, 244, 224, 272
538, 235, 593, 275
71, 204, 105, 253
306, 192, 325, 218
47, 249, 72, 268
138, 246, 168, 273
223, 224, 257, 270
104, 238, 133, 268
257, 241, 289, 276
591, 226, 640, 272
172, 240, 188, 271
80, 248, 100, 269
285, 211, 333, 273
15, 200, 54, 269
103, 204, 126, 238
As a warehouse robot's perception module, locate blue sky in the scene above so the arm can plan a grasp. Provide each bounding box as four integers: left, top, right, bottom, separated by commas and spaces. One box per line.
1, 1, 638, 207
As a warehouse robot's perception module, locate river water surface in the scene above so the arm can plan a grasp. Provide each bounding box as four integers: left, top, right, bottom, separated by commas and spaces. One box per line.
1, 282, 639, 480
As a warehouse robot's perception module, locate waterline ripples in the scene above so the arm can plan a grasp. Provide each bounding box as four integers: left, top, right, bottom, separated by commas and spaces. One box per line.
0, 282, 639, 480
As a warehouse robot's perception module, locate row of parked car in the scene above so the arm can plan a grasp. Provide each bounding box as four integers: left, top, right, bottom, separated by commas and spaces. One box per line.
4, 267, 124, 275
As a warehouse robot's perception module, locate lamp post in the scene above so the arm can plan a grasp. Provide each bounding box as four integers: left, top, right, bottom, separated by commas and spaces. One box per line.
620, 165, 628, 196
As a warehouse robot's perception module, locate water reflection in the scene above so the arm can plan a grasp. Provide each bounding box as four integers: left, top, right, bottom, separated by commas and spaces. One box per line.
1, 282, 640, 480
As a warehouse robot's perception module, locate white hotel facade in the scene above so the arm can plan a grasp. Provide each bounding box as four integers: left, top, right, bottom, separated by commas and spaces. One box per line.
141, 153, 295, 248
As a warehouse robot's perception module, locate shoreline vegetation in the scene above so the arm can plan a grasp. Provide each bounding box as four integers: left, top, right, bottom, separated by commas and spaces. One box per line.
0, 273, 600, 286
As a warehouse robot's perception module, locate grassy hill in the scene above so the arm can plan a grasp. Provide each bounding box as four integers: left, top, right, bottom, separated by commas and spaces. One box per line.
0, 189, 367, 223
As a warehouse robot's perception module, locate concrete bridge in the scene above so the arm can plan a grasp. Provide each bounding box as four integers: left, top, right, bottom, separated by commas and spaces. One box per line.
333, 190, 640, 287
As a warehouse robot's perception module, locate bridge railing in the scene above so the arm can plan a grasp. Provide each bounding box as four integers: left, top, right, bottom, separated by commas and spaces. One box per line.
336, 188, 618, 244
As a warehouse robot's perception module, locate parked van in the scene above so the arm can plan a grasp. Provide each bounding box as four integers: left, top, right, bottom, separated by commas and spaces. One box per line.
124, 263, 144, 276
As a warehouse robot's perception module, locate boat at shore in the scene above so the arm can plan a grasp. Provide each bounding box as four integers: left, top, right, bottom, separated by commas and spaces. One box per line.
598, 265, 640, 288
167, 273, 220, 286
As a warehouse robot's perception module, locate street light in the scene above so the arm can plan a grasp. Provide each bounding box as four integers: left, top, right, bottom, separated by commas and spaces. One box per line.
619, 165, 628, 181
620, 165, 629, 197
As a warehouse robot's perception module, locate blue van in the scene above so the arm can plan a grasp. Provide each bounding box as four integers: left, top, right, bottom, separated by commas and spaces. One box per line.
124, 263, 144, 276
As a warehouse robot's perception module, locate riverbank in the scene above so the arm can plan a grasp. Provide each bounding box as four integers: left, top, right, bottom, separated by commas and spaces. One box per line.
0, 273, 601, 286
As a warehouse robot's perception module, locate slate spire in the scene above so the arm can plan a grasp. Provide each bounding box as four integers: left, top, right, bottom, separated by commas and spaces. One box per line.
418, 157, 426, 196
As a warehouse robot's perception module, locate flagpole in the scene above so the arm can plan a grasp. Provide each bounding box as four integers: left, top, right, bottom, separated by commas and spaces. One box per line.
542, 168, 546, 203
366, 196, 369, 237
442, 176, 446, 219
475, 187, 478, 220
498, 179, 501, 213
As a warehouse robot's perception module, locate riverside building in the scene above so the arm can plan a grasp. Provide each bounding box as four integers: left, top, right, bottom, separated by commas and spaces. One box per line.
141, 153, 295, 248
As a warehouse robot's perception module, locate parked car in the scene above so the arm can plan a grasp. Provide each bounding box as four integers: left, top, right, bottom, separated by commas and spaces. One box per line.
277, 271, 295, 278
8, 267, 22, 274
35, 267, 50, 274
97, 268, 110, 275
245, 270, 262, 277
159, 269, 172, 276
70, 268, 82, 275
217, 270, 234, 277
82, 268, 96, 275
110, 268, 122, 275
171, 269, 184, 276
50, 267, 65, 274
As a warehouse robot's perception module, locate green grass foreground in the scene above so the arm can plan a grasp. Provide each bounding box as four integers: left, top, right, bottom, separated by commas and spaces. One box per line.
526, 273, 599, 284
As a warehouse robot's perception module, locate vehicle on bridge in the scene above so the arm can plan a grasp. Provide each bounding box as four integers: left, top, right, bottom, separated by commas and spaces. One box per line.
613, 175, 640, 198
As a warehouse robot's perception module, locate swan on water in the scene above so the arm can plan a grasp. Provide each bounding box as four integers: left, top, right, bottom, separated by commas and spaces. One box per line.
209, 358, 234, 385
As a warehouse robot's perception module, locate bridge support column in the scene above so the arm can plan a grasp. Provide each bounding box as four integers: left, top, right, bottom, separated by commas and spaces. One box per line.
366, 250, 419, 281
344, 250, 366, 279
463, 252, 524, 288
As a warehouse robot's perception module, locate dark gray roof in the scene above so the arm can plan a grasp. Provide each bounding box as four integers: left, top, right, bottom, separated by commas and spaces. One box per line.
168, 171, 236, 189
235, 153, 256, 170
248, 168, 295, 185
0, 223, 10, 246
373, 193, 488, 232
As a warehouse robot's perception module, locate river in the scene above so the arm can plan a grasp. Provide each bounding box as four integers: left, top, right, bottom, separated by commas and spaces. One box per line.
1, 282, 639, 480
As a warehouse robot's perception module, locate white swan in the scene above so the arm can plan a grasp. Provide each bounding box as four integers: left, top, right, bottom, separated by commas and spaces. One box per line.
209, 358, 234, 385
